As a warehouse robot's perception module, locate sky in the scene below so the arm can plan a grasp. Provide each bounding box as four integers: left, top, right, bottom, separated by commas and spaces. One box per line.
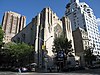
0, 0, 100, 26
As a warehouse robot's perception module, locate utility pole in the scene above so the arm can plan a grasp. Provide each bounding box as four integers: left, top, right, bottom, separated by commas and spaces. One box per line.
38, 36, 53, 72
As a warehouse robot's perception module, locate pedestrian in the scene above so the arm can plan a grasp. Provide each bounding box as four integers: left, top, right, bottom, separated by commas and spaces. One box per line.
18, 68, 21, 73
57, 66, 60, 72
49, 67, 52, 72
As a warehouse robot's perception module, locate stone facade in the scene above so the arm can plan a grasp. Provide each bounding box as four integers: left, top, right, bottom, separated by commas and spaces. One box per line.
2, 11, 26, 43
12, 7, 75, 69
61, 16, 74, 52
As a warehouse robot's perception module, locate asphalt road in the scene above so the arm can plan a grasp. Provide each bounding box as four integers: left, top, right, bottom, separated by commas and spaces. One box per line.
0, 69, 100, 75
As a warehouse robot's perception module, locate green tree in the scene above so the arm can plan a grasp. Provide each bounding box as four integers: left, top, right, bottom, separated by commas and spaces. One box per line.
0, 25, 4, 49
84, 48, 96, 66
52, 35, 73, 70
1, 42, 34, 67
52, 35, 72, 54
0, 25, 4, 66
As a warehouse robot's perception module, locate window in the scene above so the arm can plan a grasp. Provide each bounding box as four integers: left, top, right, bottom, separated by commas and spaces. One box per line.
17, 37, 20, 43
53, 16, 55, 18
73, 13, 76, 15
84, 5, 87, 8
74, 22, 76, 24
87, 9, 90, 11
85, 46, 87, 49
84, 25, 86, 27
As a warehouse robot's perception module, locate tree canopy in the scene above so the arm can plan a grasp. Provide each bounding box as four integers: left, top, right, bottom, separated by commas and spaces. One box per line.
84, 48, 96, 66
52, 35, 74, 70
52, 35, 72, 55
0, 25, 4, 47
4, 42, 33, 57
0, 42, 35, 67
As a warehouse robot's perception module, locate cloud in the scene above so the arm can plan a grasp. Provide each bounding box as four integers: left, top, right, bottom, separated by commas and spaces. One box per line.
96, 18, 100, 26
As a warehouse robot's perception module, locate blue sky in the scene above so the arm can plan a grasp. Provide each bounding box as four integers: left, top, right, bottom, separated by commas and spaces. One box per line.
0, 0, 100, 25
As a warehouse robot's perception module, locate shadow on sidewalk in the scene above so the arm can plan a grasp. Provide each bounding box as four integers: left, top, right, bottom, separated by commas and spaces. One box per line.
65, 68, 100, 75
37, 68, 100, 75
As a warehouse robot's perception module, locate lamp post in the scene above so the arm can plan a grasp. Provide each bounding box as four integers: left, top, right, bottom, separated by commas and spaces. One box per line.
38, 36, 53, 72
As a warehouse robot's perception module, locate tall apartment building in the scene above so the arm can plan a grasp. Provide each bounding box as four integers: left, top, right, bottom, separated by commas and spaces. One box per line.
2, 11, 26, 43
12, 7, 75, 70
66, 0, 100, 55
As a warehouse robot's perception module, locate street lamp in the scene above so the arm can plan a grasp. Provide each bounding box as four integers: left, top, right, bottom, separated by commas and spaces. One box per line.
37, 36, 53, 72
38, 36, 53, 45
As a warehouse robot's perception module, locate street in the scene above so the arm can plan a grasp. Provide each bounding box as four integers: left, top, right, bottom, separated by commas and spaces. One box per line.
0, 69, 100, 75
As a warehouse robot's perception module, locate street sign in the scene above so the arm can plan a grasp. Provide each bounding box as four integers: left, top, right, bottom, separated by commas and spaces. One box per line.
42, 45, 46, 50
57, 50, 64, 61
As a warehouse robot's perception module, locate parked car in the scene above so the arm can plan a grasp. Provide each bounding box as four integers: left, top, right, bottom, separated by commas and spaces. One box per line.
25, 63, 37, 72
21, 67, 28, 72
12, 67, 28, 72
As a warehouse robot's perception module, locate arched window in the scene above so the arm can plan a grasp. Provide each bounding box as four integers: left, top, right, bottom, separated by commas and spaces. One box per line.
54, 24, 62, 38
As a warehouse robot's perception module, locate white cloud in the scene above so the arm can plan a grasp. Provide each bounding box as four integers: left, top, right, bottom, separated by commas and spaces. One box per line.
96, 18, 100, 26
